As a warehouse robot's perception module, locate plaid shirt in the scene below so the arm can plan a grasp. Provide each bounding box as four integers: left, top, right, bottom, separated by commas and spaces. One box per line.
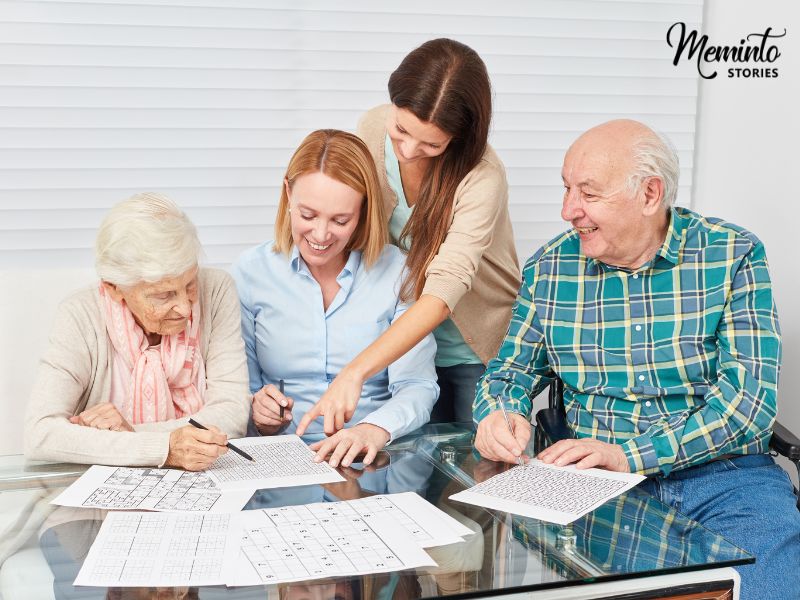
475, 207, 781, 476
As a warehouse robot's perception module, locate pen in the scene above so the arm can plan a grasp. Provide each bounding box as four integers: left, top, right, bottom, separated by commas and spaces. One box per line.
279, 379, 285, 420
187, 418, 255, 462
497, 398, 524, 467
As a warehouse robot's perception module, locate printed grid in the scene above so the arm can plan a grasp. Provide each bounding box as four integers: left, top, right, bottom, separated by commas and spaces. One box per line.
210, 439, 333, 483
86, 513, 229, 584
83, 467, 220, 511
241, 506, 404, 583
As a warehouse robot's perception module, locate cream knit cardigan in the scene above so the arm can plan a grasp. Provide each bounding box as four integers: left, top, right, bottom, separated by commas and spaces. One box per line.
24, 267, 250, 466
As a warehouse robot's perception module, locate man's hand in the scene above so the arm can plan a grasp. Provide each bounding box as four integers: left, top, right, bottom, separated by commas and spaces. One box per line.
474, 410, 532, 464
296, 371, 364, 436
164, 425, 228, 471
309, 423, 390, 468
69, 402, 133, 432
537, 438, 630, 472
252, 384, 293, 435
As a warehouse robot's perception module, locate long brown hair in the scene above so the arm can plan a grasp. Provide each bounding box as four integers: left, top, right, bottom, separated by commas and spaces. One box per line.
388, 38, 492, 300
273, 129, 387, 267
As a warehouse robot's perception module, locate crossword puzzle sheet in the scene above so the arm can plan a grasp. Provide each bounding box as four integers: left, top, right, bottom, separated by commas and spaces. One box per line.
206, 435, 344, 491
224, 500, 437, 586
53, 466, 253, 513
450, 460, 644, 525
74, 512, 234, 587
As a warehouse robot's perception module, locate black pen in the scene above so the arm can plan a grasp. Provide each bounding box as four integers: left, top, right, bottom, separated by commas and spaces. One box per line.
279, 379, 286, 420
188, 418, 255, 462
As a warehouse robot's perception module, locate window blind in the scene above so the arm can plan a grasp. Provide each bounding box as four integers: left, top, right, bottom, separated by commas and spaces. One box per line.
0, 0, 703, 269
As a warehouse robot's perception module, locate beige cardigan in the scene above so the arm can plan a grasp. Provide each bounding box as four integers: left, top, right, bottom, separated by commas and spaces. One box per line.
24, 267, 250, 466
358, 105, 521, 363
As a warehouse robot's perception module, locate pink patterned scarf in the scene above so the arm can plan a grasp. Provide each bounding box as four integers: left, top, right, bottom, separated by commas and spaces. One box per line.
100, 284, 206, 424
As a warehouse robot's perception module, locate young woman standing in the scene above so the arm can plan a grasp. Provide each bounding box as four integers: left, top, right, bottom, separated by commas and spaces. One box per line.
298, 38, 520, 436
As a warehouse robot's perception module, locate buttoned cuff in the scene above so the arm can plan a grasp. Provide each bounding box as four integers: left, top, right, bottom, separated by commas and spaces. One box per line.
620, 435, 670, 477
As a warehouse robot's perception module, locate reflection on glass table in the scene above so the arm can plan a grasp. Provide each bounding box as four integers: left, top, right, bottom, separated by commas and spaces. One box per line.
0, 424, 751, 599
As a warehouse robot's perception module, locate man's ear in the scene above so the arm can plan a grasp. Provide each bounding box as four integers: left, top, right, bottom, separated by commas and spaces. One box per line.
101, 281, 125, 303
641, 177, 665, 216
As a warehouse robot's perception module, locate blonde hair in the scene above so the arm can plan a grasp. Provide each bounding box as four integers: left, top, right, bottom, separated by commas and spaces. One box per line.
273, 130, 387, 267
95, 192, 201, 286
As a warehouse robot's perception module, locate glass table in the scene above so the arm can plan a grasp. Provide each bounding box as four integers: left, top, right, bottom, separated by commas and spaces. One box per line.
0, 424, 751, 599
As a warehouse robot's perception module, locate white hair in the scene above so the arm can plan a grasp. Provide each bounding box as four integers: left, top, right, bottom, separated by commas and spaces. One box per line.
625, 129, 681, 208
95, 192, 202, 287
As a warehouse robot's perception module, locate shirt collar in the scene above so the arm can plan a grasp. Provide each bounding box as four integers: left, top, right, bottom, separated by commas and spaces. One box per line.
585, 207, 686, 275
290, 245, 362, 289
653, 207, 687, 267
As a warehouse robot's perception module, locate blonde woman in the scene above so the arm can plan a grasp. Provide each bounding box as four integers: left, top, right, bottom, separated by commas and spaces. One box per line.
232, 130, 438, 467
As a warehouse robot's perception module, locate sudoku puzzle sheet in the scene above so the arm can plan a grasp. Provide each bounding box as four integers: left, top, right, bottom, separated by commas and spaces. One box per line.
75, 513, 232, 587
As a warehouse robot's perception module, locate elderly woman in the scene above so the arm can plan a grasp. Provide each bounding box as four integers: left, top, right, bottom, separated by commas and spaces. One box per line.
24, 193, 250, 470
232, 129, 438, 468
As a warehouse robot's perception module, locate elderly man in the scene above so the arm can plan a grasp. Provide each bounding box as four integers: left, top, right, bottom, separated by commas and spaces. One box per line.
474, 120, 800, 599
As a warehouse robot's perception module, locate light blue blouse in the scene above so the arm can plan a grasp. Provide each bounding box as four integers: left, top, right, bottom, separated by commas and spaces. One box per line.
231, 242, 439, 443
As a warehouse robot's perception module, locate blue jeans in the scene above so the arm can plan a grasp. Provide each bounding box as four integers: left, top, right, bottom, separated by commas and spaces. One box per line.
638, 454, 800, 600
430, 363, 485, 426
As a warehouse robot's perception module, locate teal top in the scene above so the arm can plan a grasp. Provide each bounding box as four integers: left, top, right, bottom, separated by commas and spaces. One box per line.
384, 134, 482, 367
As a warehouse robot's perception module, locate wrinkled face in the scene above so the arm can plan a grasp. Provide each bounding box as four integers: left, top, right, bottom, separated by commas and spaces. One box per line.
386, 105, 453, 164
560, 135, 648, 268
288, 172, 363, 274
104, 266, 199, 337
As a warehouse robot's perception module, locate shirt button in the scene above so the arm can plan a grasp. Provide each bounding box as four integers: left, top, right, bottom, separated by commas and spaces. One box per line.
638, 375, 645, 381
645, 401, 652, 407
635, 325, 642, 331
632, 273, 639, 279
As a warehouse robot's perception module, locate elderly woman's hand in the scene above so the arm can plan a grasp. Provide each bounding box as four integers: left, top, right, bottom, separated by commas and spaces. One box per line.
252, 384, 293, 435
164, 425, 228, 471
309, 423, 390, 468
70, 402, 134, 432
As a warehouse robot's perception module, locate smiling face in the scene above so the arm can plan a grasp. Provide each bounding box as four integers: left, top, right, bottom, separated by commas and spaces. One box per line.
386, 105, 453, 165
103, 266, 199, 337
560, 122, 668, 269
287, 171, 363, 277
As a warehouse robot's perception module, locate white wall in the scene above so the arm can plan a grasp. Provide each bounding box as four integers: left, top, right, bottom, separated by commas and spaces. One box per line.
693, 0, 799, 482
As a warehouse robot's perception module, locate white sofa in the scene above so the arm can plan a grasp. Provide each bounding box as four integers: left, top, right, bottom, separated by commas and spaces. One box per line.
0, 268, 96, 600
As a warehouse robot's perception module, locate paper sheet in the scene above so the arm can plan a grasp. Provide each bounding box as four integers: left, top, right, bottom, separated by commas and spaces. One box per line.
74, 512, 234, 587
224, 502, 437, 586
205, 435, 344, 491
52, 466, 253, 513
343, 492, 473, 547
450, 459, 645, 525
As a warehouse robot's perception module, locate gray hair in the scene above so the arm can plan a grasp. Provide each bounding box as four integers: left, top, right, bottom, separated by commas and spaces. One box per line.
625, 130, 681, 208
95, 192, 202, 286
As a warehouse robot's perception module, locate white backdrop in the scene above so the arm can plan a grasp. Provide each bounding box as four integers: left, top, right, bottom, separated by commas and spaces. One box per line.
694, 0, 799, 483
0, 1, 797, 474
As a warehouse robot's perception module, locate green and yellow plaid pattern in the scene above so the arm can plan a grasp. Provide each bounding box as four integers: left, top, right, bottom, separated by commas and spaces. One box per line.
474, 207, 781, 476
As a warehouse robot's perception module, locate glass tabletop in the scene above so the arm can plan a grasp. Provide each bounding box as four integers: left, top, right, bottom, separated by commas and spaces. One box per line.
0, 424, 752, 599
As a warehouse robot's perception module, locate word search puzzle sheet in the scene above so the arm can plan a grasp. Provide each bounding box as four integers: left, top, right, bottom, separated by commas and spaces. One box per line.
225, 501, 437, 586
450, 460, 644, 524
75, 512, 234, 587
205, 435, 344, 491
52, 466, 253, 513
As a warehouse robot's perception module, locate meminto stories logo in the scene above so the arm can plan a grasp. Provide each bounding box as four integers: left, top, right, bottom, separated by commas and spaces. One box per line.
666, 22, 786, 79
